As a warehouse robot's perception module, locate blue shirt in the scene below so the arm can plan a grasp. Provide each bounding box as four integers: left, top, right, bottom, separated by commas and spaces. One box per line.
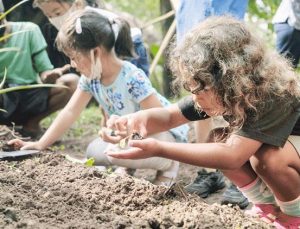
79, 61, 189, 142
176, 0, 248, 43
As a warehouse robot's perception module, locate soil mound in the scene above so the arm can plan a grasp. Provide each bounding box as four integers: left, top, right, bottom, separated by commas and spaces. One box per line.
0, 153, 271, 228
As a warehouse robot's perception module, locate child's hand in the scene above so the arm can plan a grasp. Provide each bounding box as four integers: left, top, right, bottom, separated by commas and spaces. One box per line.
106, 138, 160, 159
99, 127, 124, 144
106, 115, 128, 136
106, 113, 148, 139
7, 139, 44, 150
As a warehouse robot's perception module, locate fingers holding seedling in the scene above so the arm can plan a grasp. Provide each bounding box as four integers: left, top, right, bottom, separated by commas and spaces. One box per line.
99, 127, 123, 144
118, 132, 143, 149
107, 115, 129, 136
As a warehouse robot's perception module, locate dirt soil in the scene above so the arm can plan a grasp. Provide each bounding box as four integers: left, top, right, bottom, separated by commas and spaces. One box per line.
0, 126, 272, 229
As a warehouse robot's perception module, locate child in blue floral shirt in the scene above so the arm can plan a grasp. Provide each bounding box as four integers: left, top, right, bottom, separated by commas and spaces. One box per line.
9, 9, 188, 186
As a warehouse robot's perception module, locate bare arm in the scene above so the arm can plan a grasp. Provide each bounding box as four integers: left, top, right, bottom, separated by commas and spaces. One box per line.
105, 103, 189, 139
103, 95, 189, 142
38, 88, 92, 148
158, 134, 262, 169
138, 94, 189, 134
139, 104, 189, 135
139, 93, 163, 109
108, 134, 263, 170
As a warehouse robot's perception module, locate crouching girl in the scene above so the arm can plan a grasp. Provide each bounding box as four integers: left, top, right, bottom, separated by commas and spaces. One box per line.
106, 16, 300, 228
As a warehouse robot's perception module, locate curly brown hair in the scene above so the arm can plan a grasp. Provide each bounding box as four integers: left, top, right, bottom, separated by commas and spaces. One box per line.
170, 16, 300, 131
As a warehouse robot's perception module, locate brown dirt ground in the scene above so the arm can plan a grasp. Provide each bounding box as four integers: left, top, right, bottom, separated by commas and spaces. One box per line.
0, 126, 272, 228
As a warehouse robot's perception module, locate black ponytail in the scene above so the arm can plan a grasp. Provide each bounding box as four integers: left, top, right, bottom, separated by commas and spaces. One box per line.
56, 9, 136, 59
113, 18, 137, 59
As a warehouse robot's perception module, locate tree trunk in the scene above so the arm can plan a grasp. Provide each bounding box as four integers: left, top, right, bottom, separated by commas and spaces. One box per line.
160, 0, 176, 98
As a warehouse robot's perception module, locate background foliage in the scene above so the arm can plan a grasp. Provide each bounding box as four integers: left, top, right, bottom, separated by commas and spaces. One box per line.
106, 0, 283, 97
3, 0, 284, 99
105, 0, 161, 23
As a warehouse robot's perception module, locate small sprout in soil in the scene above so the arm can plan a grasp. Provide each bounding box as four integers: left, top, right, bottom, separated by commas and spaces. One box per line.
106, 166, 113, 174
85, 157, 95, 167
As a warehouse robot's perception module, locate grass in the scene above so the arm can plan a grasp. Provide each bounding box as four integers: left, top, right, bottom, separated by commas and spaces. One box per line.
41, 104, 103, 139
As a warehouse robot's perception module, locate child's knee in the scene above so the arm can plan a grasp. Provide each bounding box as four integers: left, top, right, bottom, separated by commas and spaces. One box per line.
251, 146, 281, 176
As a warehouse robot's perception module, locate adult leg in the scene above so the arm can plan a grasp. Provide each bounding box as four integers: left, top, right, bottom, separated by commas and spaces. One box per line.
274, 22, 300, 68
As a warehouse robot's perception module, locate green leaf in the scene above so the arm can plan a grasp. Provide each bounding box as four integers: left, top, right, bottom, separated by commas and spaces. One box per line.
0, 47, 20, 53
0, 68, 7, 89
0, 84, 68, 94
65, 155, 95, 167
65, 154, 85, 164
0, 30, 32, 42
150, 44, 159, 56
106, 166, 113, 174
84, 157, 95, 167
0, 0, 29, 21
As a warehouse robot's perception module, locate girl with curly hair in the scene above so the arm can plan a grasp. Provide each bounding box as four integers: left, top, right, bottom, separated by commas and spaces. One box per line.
105, 16, 300, 228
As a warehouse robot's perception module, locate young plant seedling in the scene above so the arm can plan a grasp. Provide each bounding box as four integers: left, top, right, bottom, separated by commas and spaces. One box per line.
118, 132, 143, 149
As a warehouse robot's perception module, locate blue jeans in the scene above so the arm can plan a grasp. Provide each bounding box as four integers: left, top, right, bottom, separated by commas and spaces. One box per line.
176, 0, 248, 44
274, 22, 300, 68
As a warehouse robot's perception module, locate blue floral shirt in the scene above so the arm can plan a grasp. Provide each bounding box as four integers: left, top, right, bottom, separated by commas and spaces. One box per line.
79, 61, 188, 142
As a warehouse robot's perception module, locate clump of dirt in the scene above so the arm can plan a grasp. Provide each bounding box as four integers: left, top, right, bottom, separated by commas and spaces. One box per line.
0, 153, 271, 228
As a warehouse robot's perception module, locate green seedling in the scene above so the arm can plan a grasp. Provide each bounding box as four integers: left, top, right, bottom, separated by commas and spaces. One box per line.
118, 132, 143, 149
84, 157, 95, 167
65, 154, 95, 167
106, 166, 113, 174
0, 29, 32, 43
0, 47, 20, 53
0, 84, 68, 94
